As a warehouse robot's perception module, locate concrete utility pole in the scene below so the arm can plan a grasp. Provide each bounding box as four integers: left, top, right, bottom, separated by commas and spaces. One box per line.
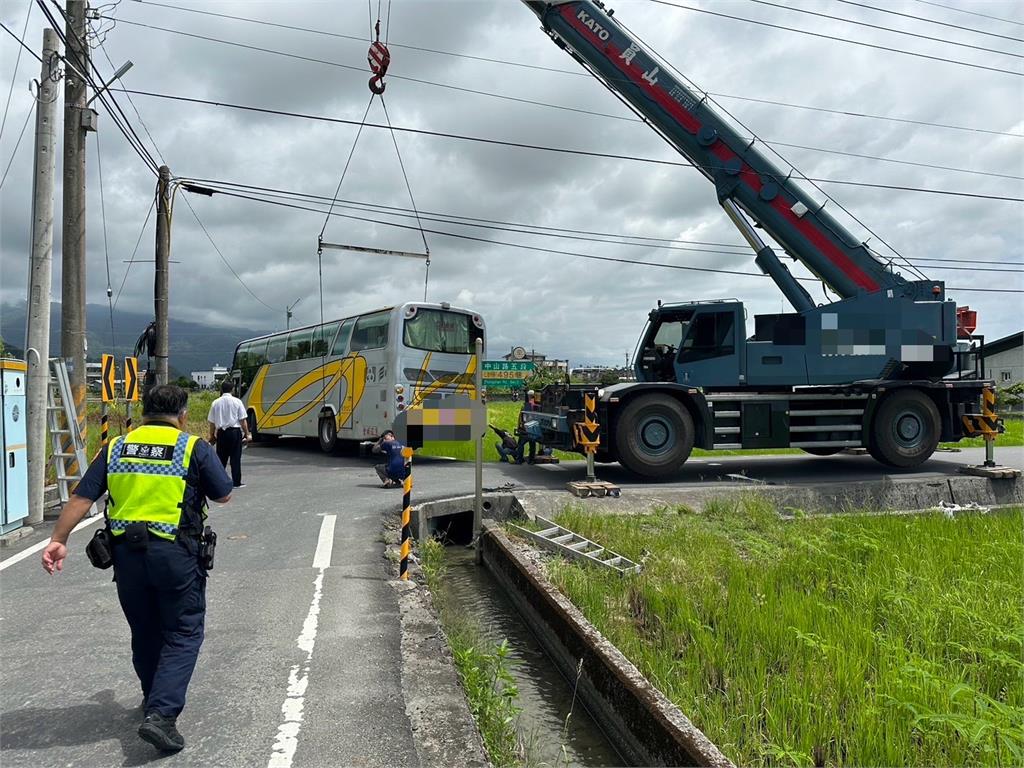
61, 0, 91, 440
24, 29, 61, 527
154, 165, 172, 385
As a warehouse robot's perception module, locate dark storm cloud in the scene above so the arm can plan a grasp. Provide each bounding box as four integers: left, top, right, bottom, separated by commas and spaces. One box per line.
2, 0, 1022, 364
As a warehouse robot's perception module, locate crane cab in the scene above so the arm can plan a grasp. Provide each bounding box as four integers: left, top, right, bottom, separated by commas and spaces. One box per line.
637, 301, 744, 388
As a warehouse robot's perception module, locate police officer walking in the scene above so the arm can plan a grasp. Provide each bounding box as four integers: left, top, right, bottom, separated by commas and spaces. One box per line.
41, 385, 233, 753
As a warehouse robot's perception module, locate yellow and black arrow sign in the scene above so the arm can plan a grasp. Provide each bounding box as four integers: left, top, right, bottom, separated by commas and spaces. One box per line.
573, 393, 601, 452
124, 356, 140, 402
101, 354, 116, 403
962, 388, 1003, 437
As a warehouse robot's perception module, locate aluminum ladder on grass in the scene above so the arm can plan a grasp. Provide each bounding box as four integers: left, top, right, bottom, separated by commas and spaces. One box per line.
47, 358, 89, 504
510, 515, 641, 575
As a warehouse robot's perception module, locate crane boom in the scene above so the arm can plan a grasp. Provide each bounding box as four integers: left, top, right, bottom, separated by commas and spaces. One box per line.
521, 0, 909, 303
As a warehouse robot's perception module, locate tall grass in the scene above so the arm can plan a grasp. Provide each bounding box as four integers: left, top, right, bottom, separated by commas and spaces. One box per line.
541, 499, 1023, 767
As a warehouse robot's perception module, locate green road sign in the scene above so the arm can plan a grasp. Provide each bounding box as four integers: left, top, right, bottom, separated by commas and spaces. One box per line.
481, 360, 535, 383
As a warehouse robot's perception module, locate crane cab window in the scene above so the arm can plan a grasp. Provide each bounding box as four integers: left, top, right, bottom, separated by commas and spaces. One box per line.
679, 311, 736, 362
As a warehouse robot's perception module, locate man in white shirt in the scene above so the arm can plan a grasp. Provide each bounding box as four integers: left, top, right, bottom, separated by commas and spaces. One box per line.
207, 381, 251, 488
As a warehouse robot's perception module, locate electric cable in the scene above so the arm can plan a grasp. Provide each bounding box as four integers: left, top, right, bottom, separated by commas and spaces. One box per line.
0, 19, 43, 65
744, 0, 1024, 58
1, 3, 34, 142
114, 195, 155, 309
104, 16, 1024, 177
914, 0, 1024, 28
648, 0, 1023, 77
0, 105, 34, 191
119, 89, 1024, 203
177, 177, 1024, 266
836, 0, 1024, 43
381, 95, 431, 300
176, 182, 1024, 294
95, 128, 117, 354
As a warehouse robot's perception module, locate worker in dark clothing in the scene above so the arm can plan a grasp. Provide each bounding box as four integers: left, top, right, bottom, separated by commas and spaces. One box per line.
41, 385, 233, 753
372, 430, 408, 488
497, 390, 542, 464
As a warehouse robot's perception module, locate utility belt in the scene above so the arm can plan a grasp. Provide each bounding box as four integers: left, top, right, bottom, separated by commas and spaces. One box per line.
86, 521, 217, 571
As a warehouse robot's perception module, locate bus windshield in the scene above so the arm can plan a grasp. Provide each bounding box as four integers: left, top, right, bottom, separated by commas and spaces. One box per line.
403, 308, 481, 354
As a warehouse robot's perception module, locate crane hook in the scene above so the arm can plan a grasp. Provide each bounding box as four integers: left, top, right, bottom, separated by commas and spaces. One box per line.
367, 23, 391, 96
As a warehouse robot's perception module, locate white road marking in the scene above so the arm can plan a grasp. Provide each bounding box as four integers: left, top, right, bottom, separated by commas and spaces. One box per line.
267, 515, 334, 768
0, 514, 103, 572
311, 514, 336, 570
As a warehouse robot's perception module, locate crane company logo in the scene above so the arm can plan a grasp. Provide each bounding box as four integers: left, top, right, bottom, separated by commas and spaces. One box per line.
575, 9, 611, 41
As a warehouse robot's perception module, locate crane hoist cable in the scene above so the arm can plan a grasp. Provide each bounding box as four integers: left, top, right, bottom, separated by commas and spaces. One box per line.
318, 1, 432, 307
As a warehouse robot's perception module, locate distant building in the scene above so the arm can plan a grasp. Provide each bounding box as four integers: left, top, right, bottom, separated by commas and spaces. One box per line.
191, 364, 228, 389
501, 349, 568, 375
572, 365, 636, 383
983, 332, 1023, 387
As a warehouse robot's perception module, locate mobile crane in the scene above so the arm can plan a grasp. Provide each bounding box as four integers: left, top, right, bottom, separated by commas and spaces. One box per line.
517, 0, 997, 478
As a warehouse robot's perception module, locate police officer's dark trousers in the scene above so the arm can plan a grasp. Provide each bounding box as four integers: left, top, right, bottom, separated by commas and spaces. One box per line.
112, 534, 206, 716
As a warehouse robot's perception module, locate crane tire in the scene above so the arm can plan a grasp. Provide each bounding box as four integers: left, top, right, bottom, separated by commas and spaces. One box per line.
614, 394, 694, 479
868, 390, 940, 468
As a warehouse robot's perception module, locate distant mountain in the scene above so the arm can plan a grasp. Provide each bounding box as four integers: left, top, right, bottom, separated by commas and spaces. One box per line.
0, 301, 272, 377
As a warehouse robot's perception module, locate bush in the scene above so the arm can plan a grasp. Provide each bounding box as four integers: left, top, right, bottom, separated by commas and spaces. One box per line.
997, 382, 1024, 411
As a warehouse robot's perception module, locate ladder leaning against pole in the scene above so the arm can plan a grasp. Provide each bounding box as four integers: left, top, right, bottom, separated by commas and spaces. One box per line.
47, 358, 90, 504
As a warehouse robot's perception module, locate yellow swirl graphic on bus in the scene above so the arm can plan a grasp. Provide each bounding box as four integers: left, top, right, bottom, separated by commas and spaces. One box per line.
249, 355, 367, 430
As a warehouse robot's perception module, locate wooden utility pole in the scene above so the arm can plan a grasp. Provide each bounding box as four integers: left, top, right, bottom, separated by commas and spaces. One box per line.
61, 0, 91, 440
24, 28, 61, 526
154, 165, 172, 385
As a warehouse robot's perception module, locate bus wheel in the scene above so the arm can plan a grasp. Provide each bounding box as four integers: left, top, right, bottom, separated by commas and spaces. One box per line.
318, 415, 338, 454
614, 394, 693, 479
868, 390, 940, 468
248, 411, 276, 443
802, 447, 843, 456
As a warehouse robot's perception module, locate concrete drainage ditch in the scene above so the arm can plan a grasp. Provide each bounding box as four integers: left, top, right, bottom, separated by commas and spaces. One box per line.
415, 493, 733, 768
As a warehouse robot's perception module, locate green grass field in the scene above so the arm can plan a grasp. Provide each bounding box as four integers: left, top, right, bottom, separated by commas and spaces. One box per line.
533, 499, 1023, 767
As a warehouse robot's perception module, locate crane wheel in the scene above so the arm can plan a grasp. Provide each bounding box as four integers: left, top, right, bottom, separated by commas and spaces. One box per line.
868, 390, 940, 468
614, 394, 694, 479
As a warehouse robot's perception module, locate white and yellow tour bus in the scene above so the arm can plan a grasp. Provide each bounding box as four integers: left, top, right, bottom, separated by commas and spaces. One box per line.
230, 302, 486, 452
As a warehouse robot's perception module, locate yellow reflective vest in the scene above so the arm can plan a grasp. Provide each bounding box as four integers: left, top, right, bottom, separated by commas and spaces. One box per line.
106, 424, 201, 541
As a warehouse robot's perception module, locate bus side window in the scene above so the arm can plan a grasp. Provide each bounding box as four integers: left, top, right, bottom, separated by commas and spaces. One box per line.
312, 322, 340, 357
266, 334, 287, 364
351, 313, 389, 351
332, 319, 355, 356
287, 329, 313, 360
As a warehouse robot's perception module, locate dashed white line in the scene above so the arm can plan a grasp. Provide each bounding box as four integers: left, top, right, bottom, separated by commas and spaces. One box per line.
267, 514, 335, 768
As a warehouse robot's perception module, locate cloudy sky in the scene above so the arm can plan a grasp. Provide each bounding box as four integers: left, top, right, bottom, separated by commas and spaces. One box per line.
1, 0, 1022, 366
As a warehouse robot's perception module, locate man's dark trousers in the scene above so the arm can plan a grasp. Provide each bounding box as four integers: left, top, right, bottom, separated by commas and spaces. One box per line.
112, 536, 206, 716
216, 427, 243, 486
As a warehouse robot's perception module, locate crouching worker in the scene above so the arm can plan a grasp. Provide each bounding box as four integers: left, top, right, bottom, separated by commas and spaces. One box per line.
40, 384, 233, 753
372, 430, 408, 488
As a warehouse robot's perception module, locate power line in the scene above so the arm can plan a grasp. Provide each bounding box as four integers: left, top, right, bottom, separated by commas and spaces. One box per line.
34, 0, 159, 175
114, 196, 155, 309
708, 91, 1022, 139
746, 0, 1024, 58
177, 193, 278, 313
181, 177, 1024, 275
0, 105, 33, 191
120, 88, 1024, 203
835, 0, 1024, 43
648, 0, 1024, 77
914, 0, 1024, 29
177, 182, 1024, 294
1, 3, 34, 142
0, 19, 43, 65
111, 4, 1024, 139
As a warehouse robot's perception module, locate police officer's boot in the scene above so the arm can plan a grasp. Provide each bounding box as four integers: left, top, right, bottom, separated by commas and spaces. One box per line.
138, 712, 185, 752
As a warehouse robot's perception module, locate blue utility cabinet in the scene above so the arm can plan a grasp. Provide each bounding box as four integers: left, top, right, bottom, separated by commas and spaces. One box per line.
1, 359, 28, 532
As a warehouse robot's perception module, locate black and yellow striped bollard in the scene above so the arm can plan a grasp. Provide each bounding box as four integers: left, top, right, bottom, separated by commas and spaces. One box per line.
101, 404, 109, 449
400, 446, 413, 580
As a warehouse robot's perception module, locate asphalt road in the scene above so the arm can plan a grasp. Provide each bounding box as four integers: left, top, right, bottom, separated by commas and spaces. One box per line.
1, 439, 1020, 767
